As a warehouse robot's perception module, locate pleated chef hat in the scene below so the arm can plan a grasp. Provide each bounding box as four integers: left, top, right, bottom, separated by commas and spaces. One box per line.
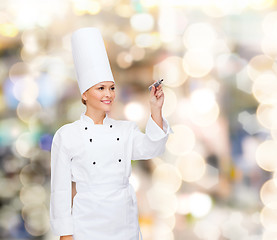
71, 27, 115, 95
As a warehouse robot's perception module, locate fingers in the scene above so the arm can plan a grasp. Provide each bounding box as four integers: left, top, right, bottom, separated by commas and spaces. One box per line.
154, 86, 163, 98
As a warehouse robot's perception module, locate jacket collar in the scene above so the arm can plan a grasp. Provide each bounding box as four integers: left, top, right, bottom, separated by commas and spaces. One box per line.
80, 110, 111, 125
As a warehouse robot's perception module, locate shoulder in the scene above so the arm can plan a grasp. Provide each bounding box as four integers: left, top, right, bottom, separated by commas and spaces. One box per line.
52, 120, 79, 146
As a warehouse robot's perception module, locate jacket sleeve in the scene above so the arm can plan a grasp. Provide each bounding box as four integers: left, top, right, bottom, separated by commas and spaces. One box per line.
131, 114, 173, 160
49, 129, 74, 236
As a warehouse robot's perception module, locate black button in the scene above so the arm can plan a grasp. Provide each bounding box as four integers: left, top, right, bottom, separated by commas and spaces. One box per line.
90, 139, 92, 142
93, 162, 96, 164
117, 138, 119, 141
85, 127, 87, 130
110, 125, 112, 128
118, 159, 121, 162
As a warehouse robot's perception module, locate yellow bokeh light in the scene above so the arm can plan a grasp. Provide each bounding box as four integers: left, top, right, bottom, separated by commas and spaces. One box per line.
188, 89, 220, 127
21, 204, 49, 236
247, 55, 277, 82
116, 51, 133, 69
135, 33, 155, 48
255, 140, 277, 172
260, 206, 277, 231
250, 0, 275, 10
140, 0, 158, 8
256, 103, 277, 130
153, 56, 188, 88
72, 0, 101, 15
166, 124, 196, 155
183, 23, 216, 49
17, 101, 42, 123
15, 132, 36, 158
115, 4, 134, 18
202, 2, 227, 18
152, 163, 182, 194
190, 89, 216, 114
130, 46, 145, 61
162, 87, 177, 117
262, 11, 277, 37
252, 72, 277, 104
190, 103, 220, 127
260, 179, 277, 209
124, 102, 145, 122
261, 35, 277, 60
152, 222, 175, 240
19, 163, 46, 186
147, 187, 178, 218
189, 192, 212, 218
20, 185, 46, 206
130, 13, 154, 32
9, 62, 31, 83
176, 151, 206, 182
183, 50, 214, 78
161, 215, 176, 231
0, 23, 18, 37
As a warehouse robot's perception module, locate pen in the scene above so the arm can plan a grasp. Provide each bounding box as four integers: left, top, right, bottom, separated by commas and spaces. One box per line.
148, 79, 163, 91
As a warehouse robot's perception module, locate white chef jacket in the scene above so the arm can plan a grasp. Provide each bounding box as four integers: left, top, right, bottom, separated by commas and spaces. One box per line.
50, 110, 173, 240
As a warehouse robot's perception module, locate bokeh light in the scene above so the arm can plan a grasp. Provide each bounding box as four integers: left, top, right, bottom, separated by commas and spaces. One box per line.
252, 72, 277, 104
247, 55, 277, 82
152, 163, 182, 194
124, 102, 145, 122
183, 23, 216, 49
256, 103, 277, 130
183, 50, 214, 78
255, 140, 277, 172
153, 56, 188, 88
176, 152, 206, 182
166, 124, 196, 155
260, 179, 277, 209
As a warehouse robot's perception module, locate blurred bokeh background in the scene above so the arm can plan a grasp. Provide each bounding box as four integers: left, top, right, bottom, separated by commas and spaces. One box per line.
1, 0, 277, 239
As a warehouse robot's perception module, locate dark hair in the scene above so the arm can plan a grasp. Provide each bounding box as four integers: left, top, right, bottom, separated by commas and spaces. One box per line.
81, 98, 86, 105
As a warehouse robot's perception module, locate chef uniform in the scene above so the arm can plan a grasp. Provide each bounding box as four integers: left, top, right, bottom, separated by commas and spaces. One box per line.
49, 28, 173, 240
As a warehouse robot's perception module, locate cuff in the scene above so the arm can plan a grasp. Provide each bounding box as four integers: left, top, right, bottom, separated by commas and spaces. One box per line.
145, 114, 173, 141
50, 217, 74, 236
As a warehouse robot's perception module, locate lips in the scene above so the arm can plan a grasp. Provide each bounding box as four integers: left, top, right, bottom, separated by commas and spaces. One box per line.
101, 100, 112, 104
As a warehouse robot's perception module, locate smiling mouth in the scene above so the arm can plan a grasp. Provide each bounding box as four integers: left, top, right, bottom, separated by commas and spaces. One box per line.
101, 100, 112, 104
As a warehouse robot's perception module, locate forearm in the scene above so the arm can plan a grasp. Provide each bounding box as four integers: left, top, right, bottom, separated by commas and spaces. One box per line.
150, 107, 163, 130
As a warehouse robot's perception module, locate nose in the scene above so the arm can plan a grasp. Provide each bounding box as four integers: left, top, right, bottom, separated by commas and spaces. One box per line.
105, 89, 112, 97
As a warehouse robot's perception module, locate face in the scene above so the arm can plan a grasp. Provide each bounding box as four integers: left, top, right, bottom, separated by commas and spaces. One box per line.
82, 81, 115, 113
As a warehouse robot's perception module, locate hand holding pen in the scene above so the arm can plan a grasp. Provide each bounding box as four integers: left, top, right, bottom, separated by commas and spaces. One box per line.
149, 79, 164, 110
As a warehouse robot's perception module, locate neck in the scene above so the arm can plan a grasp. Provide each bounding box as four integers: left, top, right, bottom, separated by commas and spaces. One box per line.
85, 108, 106, 124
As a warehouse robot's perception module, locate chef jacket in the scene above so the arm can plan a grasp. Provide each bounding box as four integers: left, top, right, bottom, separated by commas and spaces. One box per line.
49, 111, 173, 239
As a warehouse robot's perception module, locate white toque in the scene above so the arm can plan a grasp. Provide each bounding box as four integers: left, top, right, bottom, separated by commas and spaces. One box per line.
71, 27, 115, 95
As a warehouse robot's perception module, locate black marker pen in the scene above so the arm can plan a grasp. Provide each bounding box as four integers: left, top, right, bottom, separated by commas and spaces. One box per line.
149, 79, 163, 91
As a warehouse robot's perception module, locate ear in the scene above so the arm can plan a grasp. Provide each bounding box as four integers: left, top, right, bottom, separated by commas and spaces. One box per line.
82, 92, 87, 101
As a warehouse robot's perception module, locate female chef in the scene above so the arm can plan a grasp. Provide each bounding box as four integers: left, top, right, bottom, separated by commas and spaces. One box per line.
49, 27, 173, 240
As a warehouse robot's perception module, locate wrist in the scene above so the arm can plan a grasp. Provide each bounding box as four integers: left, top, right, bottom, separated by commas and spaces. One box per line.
150, 106, 162, 114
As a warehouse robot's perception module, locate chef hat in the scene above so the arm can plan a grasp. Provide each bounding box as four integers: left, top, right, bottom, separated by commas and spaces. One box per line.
71, 27, 115, 95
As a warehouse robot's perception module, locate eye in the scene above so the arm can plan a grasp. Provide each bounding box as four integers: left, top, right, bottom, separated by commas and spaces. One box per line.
111, 86, 115, 90
98, 87, 104, 90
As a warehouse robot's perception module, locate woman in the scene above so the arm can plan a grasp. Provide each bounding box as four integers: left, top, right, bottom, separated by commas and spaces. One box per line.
49, 28, 173, 240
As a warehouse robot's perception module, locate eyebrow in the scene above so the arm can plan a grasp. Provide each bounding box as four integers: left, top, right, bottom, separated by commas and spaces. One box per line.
98, 84, 115, 87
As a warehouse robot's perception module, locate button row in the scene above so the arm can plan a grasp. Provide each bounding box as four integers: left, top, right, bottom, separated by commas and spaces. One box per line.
92, 159, 122, 165
88, 137, 119, 142
84, 125, 113, 130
